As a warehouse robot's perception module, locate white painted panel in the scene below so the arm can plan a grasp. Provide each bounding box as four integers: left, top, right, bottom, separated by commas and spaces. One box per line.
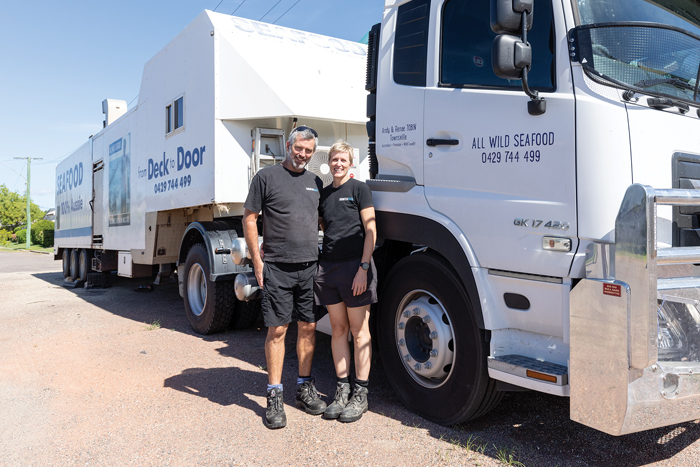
55, 141, 92, 248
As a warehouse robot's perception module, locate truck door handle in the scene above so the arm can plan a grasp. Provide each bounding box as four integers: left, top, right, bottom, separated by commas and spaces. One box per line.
426, 138, 459, 146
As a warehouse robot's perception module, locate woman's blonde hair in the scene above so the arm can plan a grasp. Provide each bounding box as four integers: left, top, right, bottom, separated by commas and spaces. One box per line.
327, 140, 354, 165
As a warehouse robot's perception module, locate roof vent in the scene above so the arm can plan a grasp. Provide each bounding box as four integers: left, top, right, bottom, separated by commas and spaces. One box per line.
102, 99, 127, 127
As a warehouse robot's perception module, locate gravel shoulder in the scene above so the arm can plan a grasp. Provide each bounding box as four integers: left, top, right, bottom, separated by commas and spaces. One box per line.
1, 250, 699, 467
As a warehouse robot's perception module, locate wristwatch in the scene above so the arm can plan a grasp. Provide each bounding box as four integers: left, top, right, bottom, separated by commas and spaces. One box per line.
360, 262, 370, 270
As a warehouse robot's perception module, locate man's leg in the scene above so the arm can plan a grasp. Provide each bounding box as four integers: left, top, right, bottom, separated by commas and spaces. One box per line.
294, 262, 326, 415
265, 324, 289, 385
297, 321, 317, 376
260, 262, 293, 429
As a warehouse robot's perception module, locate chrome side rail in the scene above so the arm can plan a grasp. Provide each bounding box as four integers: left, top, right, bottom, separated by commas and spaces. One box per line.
571, 184, 700, 435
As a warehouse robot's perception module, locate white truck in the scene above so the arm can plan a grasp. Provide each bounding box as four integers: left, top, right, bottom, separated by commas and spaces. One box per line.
57, 0, 700, 436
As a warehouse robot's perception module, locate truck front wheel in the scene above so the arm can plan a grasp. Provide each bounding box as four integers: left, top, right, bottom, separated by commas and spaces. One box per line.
377, 252, 502, 425
183, 243, 235, 334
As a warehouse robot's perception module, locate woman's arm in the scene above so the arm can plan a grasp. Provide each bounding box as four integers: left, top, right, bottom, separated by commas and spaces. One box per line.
351, 206, 377, 296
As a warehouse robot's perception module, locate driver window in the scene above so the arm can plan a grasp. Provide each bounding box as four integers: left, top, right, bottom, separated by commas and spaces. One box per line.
441, 0, 556, 90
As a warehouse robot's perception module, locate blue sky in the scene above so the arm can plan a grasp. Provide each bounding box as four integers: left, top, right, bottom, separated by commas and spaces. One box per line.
0, 0, 383, 210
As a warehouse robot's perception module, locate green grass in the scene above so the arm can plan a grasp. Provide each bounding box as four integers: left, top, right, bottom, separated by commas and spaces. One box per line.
0, 243, 53, 253
144, 319, 161, 331
494, 445, 525, 466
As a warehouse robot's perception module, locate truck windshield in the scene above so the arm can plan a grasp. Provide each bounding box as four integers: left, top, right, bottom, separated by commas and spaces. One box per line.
573, 0, 700, 103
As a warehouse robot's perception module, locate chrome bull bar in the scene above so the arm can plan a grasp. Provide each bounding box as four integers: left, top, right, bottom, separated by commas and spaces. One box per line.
571, 184, 700, 436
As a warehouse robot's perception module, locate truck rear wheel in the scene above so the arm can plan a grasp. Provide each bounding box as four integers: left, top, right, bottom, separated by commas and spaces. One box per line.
78, 249, 89, 282
62, 249, 71, 278
69, 248, 80, 282
183, 243, 234, 334
377, 252, 502, 425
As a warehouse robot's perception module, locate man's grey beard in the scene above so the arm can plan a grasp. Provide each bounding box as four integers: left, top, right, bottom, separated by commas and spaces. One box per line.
287, 153, 308, 170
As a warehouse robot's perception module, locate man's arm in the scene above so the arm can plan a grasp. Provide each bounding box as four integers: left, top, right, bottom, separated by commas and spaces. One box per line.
243, 208, 264, 290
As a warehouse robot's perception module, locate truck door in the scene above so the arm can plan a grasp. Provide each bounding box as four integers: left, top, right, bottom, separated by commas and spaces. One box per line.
422, 0, 577, 277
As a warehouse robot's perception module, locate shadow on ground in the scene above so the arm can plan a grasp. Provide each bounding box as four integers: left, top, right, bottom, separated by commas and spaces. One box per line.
32, 269, 700, 466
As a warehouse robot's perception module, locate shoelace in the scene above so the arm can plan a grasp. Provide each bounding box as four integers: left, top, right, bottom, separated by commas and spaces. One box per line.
333, 385, 349, 404
347, 391, 365, 408
303, 382, 320, 401
268, 393, 284, 412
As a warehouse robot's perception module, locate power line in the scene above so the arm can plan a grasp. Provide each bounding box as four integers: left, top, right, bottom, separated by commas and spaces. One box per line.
213, 0, 224, 11
232, 0, 246, 15
11, 171, 24, 192
259, 0, 283, 21
273, 0, 301, 24
34, 143, 84, 165
0, 161, 25, 179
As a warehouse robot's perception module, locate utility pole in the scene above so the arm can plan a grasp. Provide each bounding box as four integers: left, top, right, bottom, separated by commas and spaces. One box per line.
14, 157, 43, 249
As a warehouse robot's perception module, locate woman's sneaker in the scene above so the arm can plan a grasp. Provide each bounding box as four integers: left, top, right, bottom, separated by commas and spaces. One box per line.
339, 384, 368, 423
295, 378, 327, 415
265, 388, 287, 429
323, 382, 351, 419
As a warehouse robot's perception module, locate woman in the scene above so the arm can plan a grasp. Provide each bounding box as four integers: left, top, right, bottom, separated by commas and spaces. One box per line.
314, 140, 377, 423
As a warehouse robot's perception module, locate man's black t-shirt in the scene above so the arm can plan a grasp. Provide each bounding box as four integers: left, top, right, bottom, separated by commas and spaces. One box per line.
244, 163, 323, 263
319, 178, 374, 260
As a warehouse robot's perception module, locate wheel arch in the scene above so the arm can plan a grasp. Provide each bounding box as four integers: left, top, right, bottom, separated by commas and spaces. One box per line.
177, 218, 244, 296
375, 211, 484, 329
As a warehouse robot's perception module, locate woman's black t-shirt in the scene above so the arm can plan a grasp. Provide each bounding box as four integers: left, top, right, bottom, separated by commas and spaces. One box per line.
319, 178, 373, 260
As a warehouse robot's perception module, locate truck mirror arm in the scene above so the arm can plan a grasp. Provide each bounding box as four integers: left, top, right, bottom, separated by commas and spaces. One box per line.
519, 10, 546, 116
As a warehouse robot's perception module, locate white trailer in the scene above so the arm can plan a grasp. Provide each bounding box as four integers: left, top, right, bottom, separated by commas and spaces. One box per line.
55, 11, 368, 333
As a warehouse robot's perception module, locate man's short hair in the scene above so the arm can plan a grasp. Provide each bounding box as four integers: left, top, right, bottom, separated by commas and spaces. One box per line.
328, 140, 354, 165
287, 126, 318, 152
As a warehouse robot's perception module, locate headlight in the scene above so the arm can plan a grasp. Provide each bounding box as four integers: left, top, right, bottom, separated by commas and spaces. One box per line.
657, 296, 700, 362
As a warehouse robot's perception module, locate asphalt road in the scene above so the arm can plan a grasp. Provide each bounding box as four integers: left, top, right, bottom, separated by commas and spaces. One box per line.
1, 249, 700, 467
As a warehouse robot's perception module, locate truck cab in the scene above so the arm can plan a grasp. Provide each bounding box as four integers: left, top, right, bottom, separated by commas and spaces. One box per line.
367, 0, 700, 435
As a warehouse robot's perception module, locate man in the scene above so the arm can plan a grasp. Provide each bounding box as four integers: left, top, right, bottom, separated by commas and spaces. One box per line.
242, 126, 326, 429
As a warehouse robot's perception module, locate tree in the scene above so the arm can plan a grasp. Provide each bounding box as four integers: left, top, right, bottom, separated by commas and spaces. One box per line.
0, 184, 44, 228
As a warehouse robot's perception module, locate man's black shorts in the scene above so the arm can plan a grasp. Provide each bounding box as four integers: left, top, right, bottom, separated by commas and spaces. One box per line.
314, 256, 378, 308
261, 261, 320, 327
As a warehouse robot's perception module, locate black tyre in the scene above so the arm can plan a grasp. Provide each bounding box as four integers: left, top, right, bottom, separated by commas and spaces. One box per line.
231, 298, 261, 330
183, 243, 235, 334
62, 249, 71, 278
78, 249, 90, 282
69, 248, 80, 282
377, 252, 502, 425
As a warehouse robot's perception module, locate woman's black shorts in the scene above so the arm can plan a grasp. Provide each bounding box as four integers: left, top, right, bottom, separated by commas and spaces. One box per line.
314, 256, 378, 308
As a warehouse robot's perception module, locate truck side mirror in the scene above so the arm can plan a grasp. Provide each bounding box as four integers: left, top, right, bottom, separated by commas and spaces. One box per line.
492, 34, 532, 80
489, 0, 545, 116
491, 0, 533, 35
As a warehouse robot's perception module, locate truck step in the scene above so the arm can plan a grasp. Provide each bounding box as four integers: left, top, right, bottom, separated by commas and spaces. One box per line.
488, 355, 568, 386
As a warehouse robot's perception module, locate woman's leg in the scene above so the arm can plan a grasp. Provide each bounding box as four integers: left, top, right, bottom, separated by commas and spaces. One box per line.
347, 305, 371, 380
327, 302, 351, 378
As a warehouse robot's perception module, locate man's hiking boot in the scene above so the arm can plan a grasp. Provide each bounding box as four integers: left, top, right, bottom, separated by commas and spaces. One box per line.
265, 388, 287, 429
295, 378, 327, 415
323, 381, 351, 419
339, 384, 368, 423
